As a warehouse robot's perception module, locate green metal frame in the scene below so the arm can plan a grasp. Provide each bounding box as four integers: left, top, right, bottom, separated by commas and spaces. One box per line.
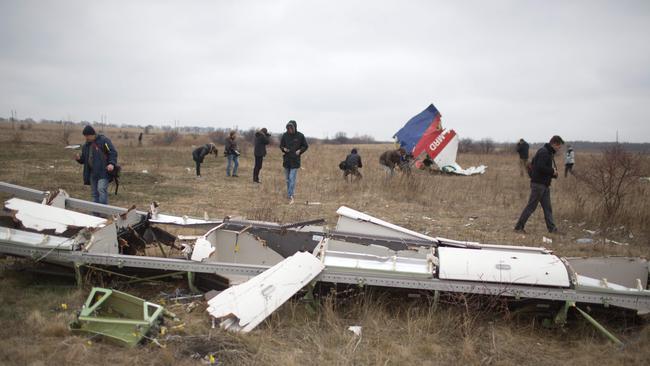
70, 287, 166, 347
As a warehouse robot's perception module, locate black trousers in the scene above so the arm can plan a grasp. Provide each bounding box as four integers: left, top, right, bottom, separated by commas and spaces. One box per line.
515, 182, 556, 232
195, 160, 201, 176
253, 155, 264, 182
564, 163, 574, 177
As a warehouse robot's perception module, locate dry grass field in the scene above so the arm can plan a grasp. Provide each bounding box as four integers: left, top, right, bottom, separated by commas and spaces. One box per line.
0, 122, 649, 365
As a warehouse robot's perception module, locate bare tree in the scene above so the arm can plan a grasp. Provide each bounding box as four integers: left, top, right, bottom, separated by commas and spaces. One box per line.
477, 138, 495, 154
459, 138, 474, 153
576, 145, 644, 227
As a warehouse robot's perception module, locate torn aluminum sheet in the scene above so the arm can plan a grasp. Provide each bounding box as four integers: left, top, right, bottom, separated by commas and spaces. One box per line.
336, 206, 436, 242
0, 227, 78, 250
568, 257, 649, 290
3, 198, 119, 254
191, 226, 285, 266
393, 104, 487, 176
70, 287, 172, 347
437, 246, 571, 287
318, 239, 436, 276
207, 252, 324, 332
5, 198, 107, 234
42, 189, 70, 209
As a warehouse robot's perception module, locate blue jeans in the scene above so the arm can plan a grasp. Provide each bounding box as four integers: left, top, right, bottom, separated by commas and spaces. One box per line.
90, 177, 109, 204
285, 168, 298, 198
226, 155, 239, 176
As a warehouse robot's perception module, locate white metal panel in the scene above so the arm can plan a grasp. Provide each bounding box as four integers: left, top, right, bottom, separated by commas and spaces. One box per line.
206, 252, 324, 332
5, 198, 107, 233
0, 227, 76, 249
437, 246, 570, 287
436, 237, 552, 253
336, 206, 436, 242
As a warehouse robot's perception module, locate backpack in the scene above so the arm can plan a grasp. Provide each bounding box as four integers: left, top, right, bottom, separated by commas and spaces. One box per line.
339, 160, 348, 170
101, 143, 121, 195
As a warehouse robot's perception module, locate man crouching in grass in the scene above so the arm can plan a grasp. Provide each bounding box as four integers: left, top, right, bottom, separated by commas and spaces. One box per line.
74, 125, 118, 205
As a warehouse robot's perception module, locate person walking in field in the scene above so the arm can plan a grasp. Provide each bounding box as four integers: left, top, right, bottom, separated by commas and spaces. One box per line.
253, 128, 271, 183
225, 131, 240, 177
514, 135, 565, 234
342, 148, 363, 182
564, 145, 575, 177
74, 125, 118, 205
280, 120, 308, 204
379, 147, 406, 177
516, 138, 530, 177
192, 143, 218, 178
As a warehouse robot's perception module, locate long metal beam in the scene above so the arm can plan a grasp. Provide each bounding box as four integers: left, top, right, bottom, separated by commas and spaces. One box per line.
1, 237, 649, 314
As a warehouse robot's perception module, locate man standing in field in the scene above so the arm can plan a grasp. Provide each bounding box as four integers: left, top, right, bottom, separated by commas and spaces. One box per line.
564, 145, 575, 177
514, 135, 565, 234
280, 120, 308, 204
516, 138, 529, 176
74, 125, 118, 205
253, 128, 271, 183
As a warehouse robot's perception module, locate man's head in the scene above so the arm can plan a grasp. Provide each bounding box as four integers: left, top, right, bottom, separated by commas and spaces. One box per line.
260, 127, 268, 135
519, 138, 524, 143
286, 120, 297, 134
351, 148, 357, 154
229, 131, 236, 139
549, 135, 565, 151
82, 125, 96, 142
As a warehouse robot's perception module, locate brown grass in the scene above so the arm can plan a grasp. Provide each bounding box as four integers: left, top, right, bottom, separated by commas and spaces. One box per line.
0, 122, 649, 365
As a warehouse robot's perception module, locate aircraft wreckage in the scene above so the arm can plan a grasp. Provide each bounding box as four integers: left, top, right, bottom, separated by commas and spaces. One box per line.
0, 181, 649, 345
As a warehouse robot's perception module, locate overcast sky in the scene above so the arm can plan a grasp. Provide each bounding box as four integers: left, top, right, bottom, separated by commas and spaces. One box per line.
1, 1, 649, 142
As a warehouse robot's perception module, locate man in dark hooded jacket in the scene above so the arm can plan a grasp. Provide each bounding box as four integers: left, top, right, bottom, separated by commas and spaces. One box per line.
515, 135, 564, 233
253, 128, 271, 183
516, 138, 529, 177
279, 120, 308, 204
74, 125, 118, 205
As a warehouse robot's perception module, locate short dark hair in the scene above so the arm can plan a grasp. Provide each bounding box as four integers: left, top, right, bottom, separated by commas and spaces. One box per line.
351, 148, 357, 154
550, 135, 564, 145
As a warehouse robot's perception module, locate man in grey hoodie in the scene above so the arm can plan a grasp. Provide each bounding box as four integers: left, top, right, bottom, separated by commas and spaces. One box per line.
279, 120, 308, 204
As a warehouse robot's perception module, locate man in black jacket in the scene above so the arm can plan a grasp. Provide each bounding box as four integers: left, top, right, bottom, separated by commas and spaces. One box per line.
279, 120, 308, 204
253, 128, 271, 183
514, 135, 564, 233
74, 125, 118, 205
516, 138, 529, 177
192, 143, 218, 178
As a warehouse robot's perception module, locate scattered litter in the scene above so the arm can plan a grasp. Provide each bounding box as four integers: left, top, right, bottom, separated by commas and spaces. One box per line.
576, 238, 594, 244
49, 165, 55, 169
348, 326, 362, 337
583, 229, 597, 235
604, 239, 629, 246
64, 144, 81, 149
186, 302, 199, 313
186, 167, 192, 172
542, 236, 553, 244
142, 169, 149, 174
468, 216, 478, 221
464, 223, 472, 227
305, 201, 322, 205
640, 177, 650, 183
